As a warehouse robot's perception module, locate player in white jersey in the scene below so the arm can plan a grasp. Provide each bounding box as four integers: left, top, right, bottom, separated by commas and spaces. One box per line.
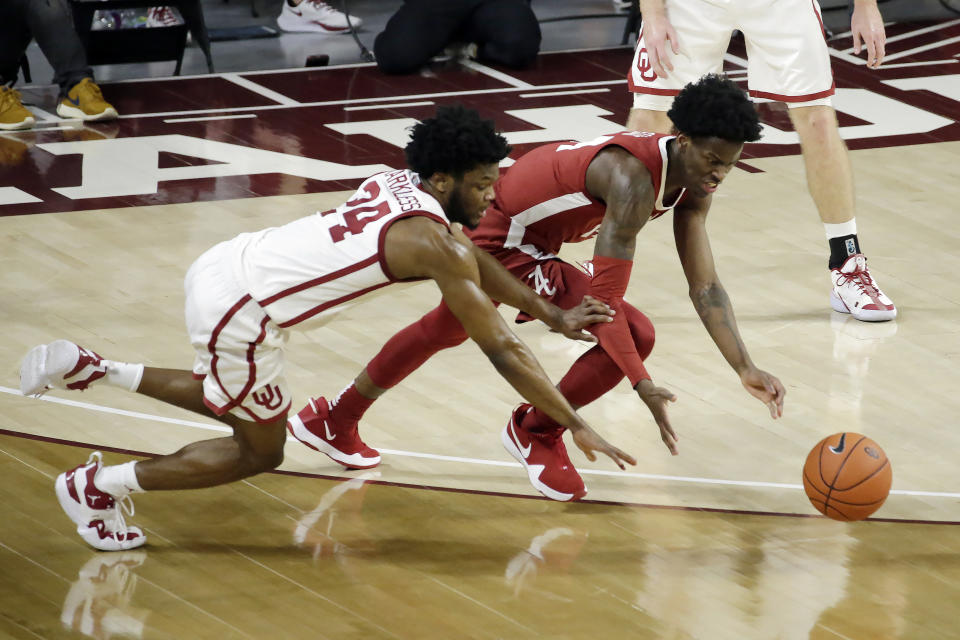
19, 106, 635, 552
627, 0, 896, 323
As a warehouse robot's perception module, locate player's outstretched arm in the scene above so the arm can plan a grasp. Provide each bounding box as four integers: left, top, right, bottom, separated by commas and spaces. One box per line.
384, 217, 637, 469
585, 148, 682, 452
468, 242, 614, 342
673, 200, 785, 418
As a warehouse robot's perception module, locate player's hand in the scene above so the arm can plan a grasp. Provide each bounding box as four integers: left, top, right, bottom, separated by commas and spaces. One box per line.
740, 367, 785, 419
571, 427, 637, 470
635, 378, 679, 455
850, 1, 886, 69
553, 295, 614, 343
643, 12, 681, 78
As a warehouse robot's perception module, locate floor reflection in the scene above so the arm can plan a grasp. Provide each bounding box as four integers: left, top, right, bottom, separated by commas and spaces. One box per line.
61, 551, 149, 639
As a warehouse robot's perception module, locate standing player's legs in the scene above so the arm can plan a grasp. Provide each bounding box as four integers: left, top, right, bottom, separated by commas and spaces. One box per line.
625, 0, 731, 132
738, 0, 896, 320
787, 105, 896, 320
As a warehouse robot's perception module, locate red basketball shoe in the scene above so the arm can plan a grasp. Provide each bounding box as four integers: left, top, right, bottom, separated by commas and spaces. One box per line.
55, 452, 145, 552
287, 397, 381, 469
501, 404, 586, 502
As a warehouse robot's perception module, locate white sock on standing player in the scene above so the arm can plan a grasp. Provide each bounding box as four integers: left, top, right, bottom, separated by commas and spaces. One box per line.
95, 461, 144, 497
823, 218, 857, 240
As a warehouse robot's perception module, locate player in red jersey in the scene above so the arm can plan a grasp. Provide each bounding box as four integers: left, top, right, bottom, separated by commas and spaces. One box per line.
18, 106, 633, 551
290, 74, 787, 502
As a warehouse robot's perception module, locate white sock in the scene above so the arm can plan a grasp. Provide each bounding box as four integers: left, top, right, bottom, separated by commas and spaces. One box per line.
823, 218, 857, 239
104, 360, 145, 392
96, 461, 144, 497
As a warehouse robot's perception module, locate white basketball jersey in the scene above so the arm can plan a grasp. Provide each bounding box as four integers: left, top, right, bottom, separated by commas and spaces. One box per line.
229, 169, 449, 328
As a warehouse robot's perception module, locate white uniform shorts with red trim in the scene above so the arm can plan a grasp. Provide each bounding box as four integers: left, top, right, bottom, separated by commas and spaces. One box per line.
628, 0, 834, 110
184, 240, 292, 424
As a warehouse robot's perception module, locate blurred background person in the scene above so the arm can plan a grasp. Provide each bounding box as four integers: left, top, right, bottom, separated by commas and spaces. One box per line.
0, 0, 118, 130
374, 0, 540, 74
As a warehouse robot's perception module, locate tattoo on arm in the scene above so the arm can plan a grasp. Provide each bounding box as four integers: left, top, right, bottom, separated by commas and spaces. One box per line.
692, 283, 749, 364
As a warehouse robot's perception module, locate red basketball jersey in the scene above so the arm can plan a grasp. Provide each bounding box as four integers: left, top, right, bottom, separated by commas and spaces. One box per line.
469, 131, 686, 262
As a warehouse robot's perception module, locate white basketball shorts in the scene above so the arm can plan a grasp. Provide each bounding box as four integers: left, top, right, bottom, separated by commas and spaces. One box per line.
184, 238, 292, 423
628, 0, 834, 110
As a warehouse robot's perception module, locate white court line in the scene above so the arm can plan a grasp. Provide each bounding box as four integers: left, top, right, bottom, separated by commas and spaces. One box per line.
26, 106, 63, 122
880, 59, 960, 69
17, 123, 81, 132
829, 48, 867, 66
222, 72, 302, 106
519, 88, 610, 98
459, 59, 534, 88
883, 35, 960, 62
838, 18, 960, 52
115, 78, 629, 121
3, 386, 957, 499
723, 52, 749, 68
343, 100, 435, 111
163, 114, 258, 123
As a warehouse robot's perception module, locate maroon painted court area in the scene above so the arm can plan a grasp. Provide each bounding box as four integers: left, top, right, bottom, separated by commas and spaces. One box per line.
2, 18, 959, 216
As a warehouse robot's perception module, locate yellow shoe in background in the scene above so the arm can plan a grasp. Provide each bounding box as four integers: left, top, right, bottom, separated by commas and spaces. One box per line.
56, 78, 118, 121
0, 86, 36, 130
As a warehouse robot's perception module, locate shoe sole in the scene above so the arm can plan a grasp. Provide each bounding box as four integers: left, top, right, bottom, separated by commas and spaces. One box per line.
0, 117, 35, 130
500, 423, 584, 502
20, 344, 50, 396
55, 104, 118, 121
288, 414, 380, 469
20, 340, 85, 396
830, 290, 896, 322
276, 13, 354, 33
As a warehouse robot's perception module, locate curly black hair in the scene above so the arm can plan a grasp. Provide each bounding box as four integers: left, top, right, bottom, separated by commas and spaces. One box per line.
667, 74, 762, 143
405, 105, 511, 178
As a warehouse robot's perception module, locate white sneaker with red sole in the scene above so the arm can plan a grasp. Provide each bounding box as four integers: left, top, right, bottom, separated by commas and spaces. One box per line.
830, 254, 897, 322
501, 404, 586, 502
20, 340, 107, 397
55, 452, 145, 552
288, 397, 381, 469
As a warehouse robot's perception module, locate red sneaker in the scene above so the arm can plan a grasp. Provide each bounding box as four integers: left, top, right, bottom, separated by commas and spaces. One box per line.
501, 404, 586, 502
287, 397, 381, 469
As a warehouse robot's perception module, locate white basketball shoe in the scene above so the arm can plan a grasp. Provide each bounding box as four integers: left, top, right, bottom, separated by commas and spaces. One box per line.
277, 0, 361, 34
830, 254, 897, 322
20, 340, 107, 397
55, 452, 146, 552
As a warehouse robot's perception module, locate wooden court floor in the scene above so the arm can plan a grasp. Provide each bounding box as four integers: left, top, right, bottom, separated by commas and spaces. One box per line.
2, 27, 960, 640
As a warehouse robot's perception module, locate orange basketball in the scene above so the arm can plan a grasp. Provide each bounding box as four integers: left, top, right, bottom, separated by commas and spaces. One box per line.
802, 432, 892, 521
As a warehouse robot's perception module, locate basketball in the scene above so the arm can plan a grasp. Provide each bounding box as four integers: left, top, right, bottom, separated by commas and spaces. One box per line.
802, 432, 893, 521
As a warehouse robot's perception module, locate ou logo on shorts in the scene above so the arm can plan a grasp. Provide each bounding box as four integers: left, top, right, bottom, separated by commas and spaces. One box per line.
252, 384, 284, 411
637, 49, 657, 82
